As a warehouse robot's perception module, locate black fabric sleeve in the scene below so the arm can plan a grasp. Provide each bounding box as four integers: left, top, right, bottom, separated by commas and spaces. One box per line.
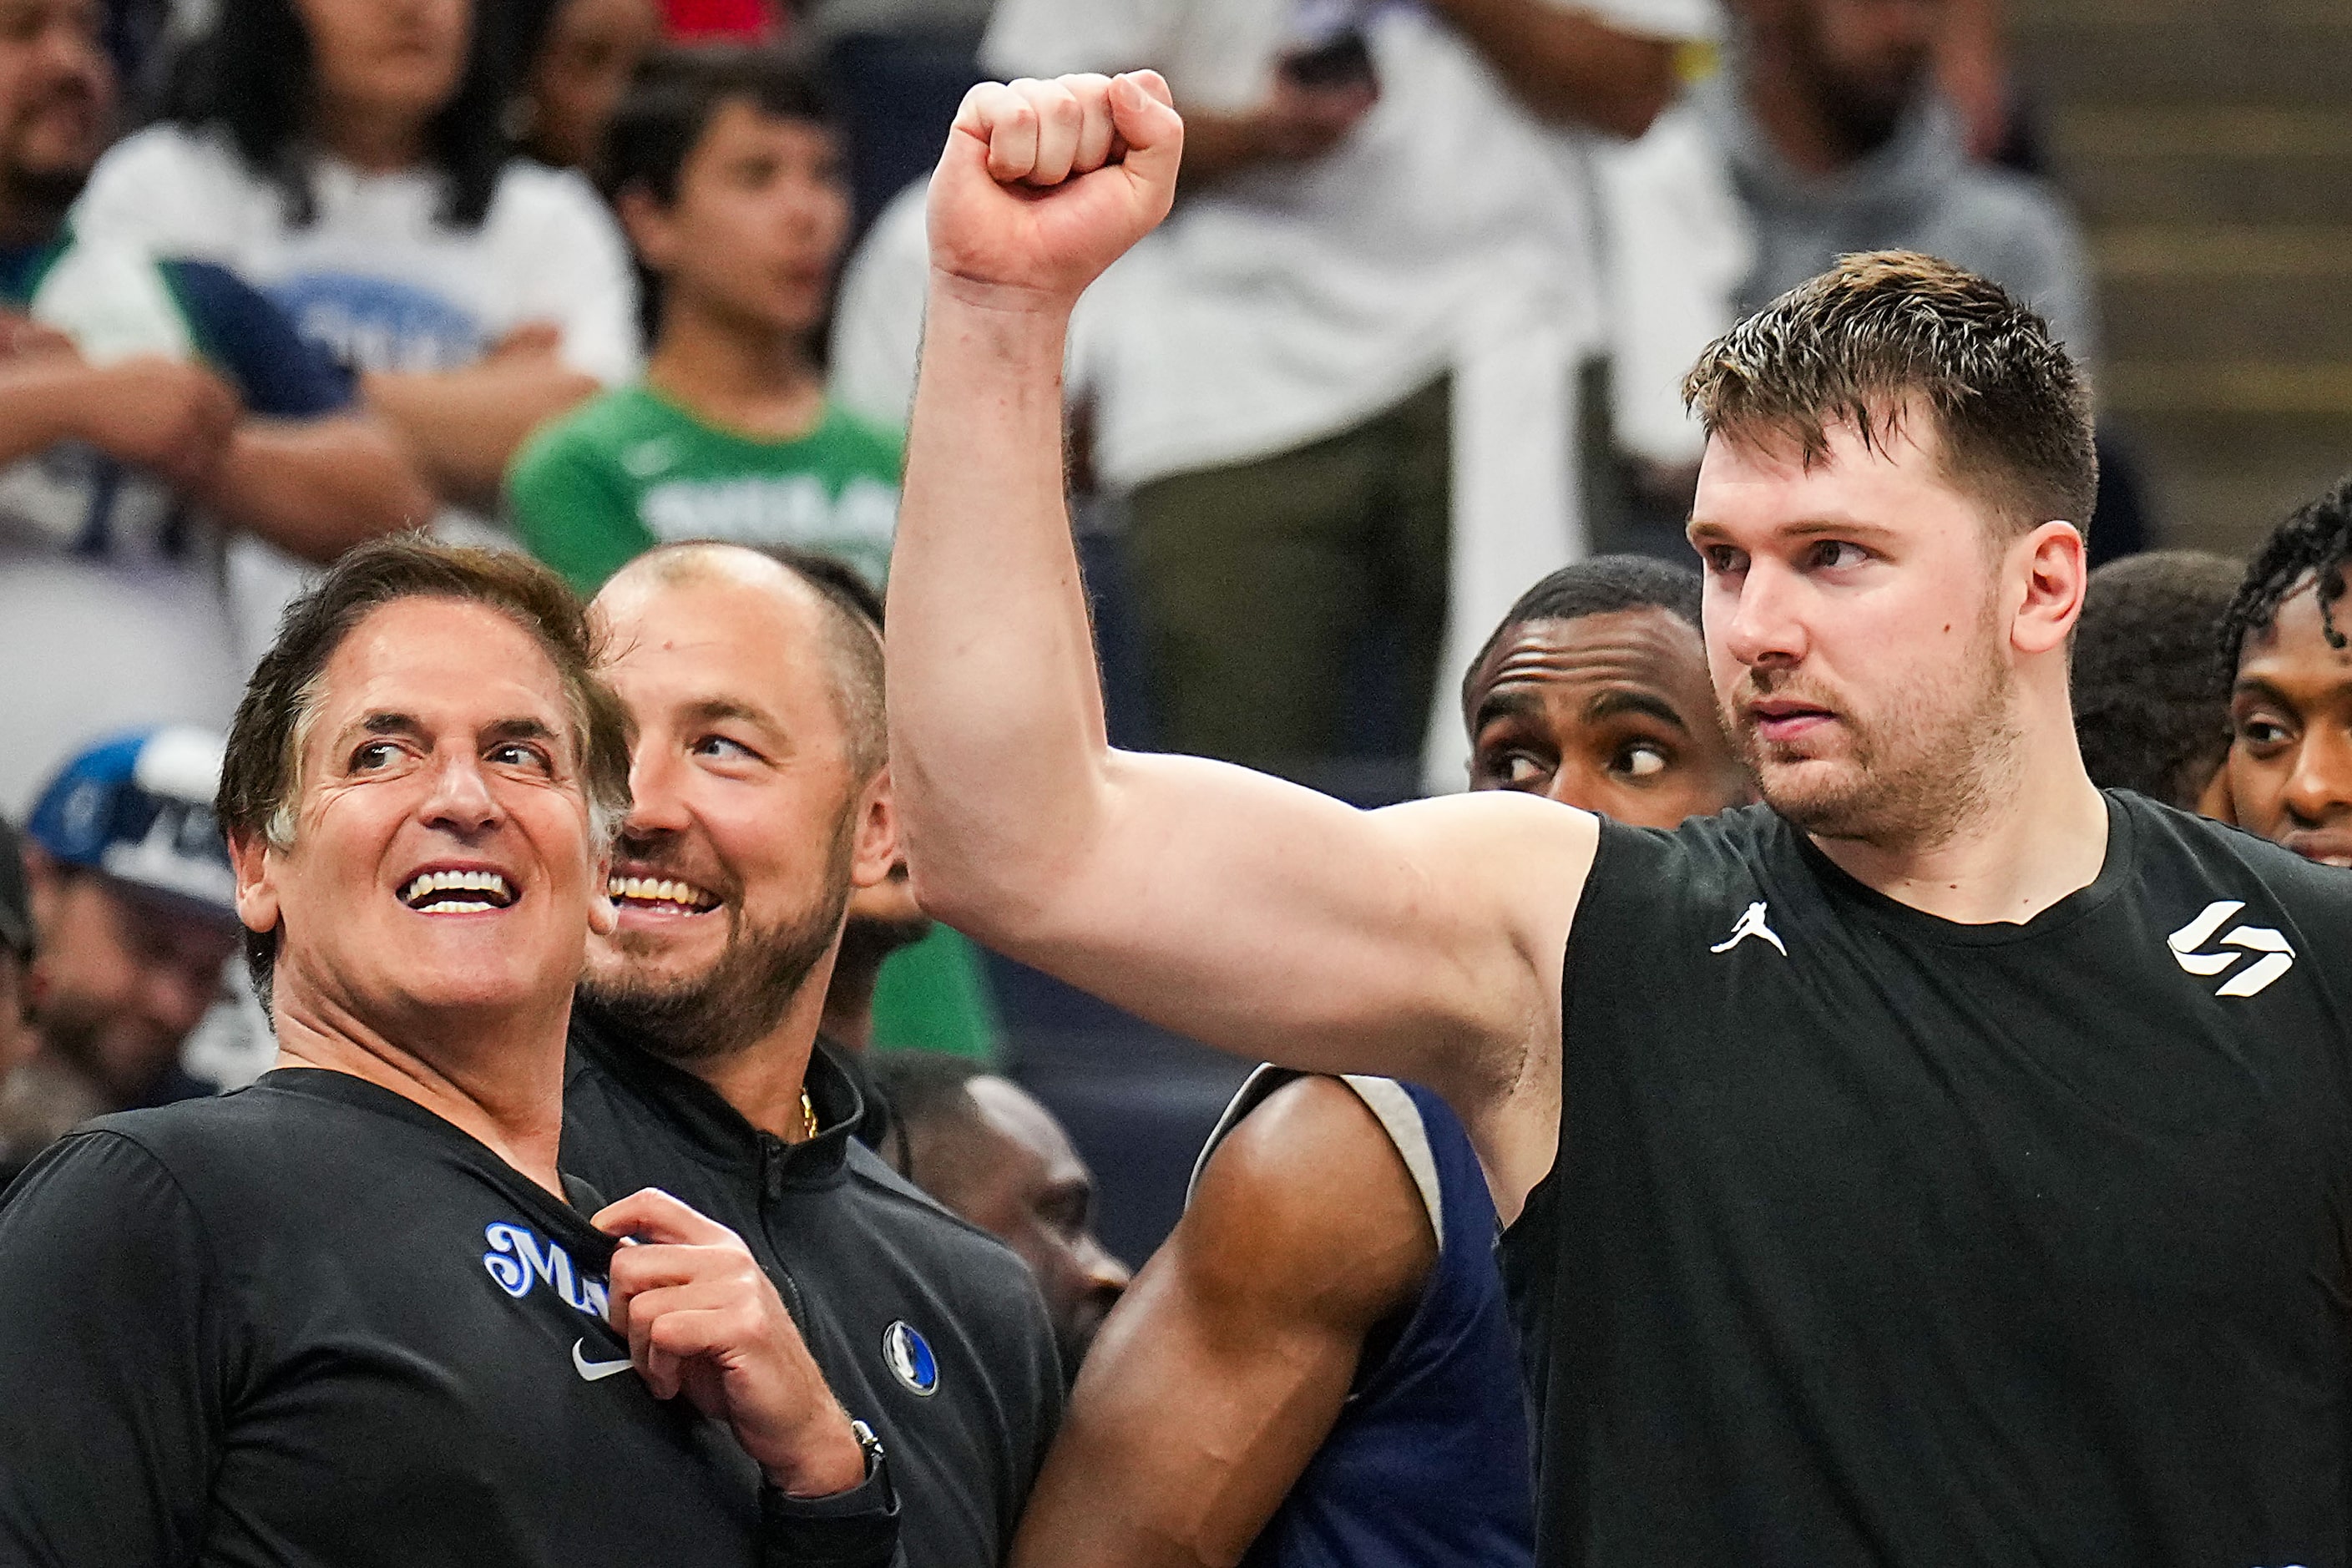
159, 259, 355, 416
757, 1454, 900, 1568
0, 1130, 226, 1567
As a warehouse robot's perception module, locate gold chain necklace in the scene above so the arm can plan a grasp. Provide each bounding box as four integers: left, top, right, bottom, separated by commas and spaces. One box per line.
800, 1087, 819, 1141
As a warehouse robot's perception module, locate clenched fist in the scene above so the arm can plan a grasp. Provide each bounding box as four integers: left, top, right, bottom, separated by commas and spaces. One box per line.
928, 71, 1184, 310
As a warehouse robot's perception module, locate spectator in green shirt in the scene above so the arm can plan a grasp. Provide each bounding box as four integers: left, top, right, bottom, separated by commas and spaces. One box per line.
507, 48, 902, 594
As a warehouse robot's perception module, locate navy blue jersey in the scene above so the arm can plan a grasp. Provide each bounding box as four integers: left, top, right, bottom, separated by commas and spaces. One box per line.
1503, 792, 2352, 1567
1200, 1070, 1537, 1568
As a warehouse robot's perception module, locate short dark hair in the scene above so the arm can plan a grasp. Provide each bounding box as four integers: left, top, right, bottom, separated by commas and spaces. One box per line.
2222, 474, 2352, 671
178, 0, 519, 229
1461, 555, 1704, 719
2071, 550, 2243, 808
1683, 251, 2099, 537
601, 45, 834, 207
219, 536, 632, 1003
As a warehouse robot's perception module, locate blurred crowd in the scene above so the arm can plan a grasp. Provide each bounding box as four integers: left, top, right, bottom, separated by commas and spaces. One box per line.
0, 0, 2347, 1559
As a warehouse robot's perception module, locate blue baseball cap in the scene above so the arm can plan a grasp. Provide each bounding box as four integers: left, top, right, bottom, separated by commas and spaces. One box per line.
25, 726, 238, 923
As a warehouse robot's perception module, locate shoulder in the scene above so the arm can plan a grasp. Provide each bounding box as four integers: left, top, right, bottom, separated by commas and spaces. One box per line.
1182, 1072, 1436, 1324
513, 386, 646, 469
1589, 804, 1788, 903
841, 1141, 1060, 1350
2124, 792, 2352, 929
483, 159, 625, 238
85, 124, 240, 188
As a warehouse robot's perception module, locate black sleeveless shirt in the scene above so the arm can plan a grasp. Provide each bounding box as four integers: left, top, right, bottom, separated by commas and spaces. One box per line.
1500, 792, 2352, 1567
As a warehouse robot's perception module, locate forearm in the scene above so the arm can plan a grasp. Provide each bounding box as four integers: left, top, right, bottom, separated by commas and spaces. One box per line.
0, 360, 97, 466
1437, 0, 1677, 139
364, 362, 599, 508
202, 417, 437, 563
890, 280, 1115, 930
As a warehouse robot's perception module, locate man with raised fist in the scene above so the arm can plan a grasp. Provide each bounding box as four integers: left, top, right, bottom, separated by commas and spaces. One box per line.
891, 73, 2352, 1567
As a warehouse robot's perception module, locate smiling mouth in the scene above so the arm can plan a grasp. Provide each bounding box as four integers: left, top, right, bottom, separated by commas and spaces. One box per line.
401, 869, 516, 914
608, 876, 720, 915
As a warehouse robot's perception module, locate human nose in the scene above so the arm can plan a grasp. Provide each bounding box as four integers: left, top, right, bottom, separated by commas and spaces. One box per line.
1718, 558, 1808, 670
1077, 1235, 1131, 1299
2278, 725, 2352, 826
419, 750, 503, 837
622, 745, 693, 836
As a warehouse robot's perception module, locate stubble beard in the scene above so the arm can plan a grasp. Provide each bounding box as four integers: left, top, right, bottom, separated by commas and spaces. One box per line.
1737, 609, 2025, 853
582, 819, 857, 1066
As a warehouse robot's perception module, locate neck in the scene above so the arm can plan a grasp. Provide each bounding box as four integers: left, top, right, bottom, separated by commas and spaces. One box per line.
688, 953, 839, 1142
1742, 53, 1859, 177
270, 978, 571, 1196
312, 101, 428, 176
817, 949, 880, 1055
645, 296, 824, 441
1809, 702, 2110, 924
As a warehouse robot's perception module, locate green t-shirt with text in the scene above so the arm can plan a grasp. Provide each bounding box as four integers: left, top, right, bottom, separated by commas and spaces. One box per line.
508, 383, 902, 594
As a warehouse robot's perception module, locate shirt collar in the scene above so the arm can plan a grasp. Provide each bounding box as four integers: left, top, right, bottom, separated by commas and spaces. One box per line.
567, 1002, 865, 1190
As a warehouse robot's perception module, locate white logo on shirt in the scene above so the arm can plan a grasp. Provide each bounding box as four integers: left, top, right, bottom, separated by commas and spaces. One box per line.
1710, 901, 1788, 958
571, 1339, 635, 1382
2167, 900, 2296, 998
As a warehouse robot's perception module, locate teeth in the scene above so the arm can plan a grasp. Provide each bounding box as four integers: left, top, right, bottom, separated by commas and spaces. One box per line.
605, 875, 716, 909
400, 869, 513, 908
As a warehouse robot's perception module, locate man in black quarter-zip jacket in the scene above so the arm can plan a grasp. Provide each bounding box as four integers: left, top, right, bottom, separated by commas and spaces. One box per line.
562, 540, 1063, 1568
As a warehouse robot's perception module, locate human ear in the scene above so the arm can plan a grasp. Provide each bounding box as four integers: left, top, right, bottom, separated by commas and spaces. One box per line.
2010, 518, 2087, 657
848, 766, 899, 891
615, 185, 680, 274
586, 840, 619, 938
226, 828, 280, 938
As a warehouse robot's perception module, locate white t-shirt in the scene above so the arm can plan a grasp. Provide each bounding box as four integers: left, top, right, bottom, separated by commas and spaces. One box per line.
982, 0, 1714, 490
74, 127, 639, 382
71, 127, 641, 662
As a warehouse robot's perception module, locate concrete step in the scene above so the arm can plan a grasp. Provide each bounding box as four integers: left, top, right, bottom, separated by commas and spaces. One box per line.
2012, 3, 2352, 110
2052, 109, 2352, 227
2107, 408, 2352, 555
2093, 226, 2352, 363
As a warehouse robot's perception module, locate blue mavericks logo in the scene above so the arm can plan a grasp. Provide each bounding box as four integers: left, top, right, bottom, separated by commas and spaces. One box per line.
483, 1222, 609, 1320
882, 1320, 938, 1396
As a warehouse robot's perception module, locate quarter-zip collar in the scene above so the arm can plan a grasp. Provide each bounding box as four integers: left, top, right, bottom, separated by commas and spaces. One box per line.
566, 1002, 864, 1195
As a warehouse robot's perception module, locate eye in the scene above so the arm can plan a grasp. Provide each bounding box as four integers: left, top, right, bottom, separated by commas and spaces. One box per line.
351, 740, 403, 772
486, 740, 554, 773
2233, 711, 2294, 751
693, 734, 760, 763
1701, 544, 1747, 575
1805, 539, 1869, 571
1616, 743, 1670, 779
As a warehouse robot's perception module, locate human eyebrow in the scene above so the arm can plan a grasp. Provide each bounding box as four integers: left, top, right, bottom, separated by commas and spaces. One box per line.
483, 717, 561, 745
360, 711, 425, 737
1471, 688, 1544, 732
681, 697, 784, 735
1584, 689, 1692, 734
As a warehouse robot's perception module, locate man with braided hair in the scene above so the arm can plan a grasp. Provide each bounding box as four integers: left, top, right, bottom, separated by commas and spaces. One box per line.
2222, 476, 2352, 868
889, 71, 2352, 1566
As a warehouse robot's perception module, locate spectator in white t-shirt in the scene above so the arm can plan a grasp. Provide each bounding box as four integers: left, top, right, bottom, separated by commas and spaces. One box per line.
982, 0, 1713, 792
73, 0, 640, 656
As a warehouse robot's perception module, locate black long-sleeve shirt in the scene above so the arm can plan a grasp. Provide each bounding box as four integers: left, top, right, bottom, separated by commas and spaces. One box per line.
0, 1067, 896, 1567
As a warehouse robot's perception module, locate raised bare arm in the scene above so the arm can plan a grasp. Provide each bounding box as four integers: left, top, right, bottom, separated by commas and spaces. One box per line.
887, 73, 1593, 1199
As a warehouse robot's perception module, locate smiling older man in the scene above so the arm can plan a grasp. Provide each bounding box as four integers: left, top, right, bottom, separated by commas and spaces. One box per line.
0, 538, 897, 1567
